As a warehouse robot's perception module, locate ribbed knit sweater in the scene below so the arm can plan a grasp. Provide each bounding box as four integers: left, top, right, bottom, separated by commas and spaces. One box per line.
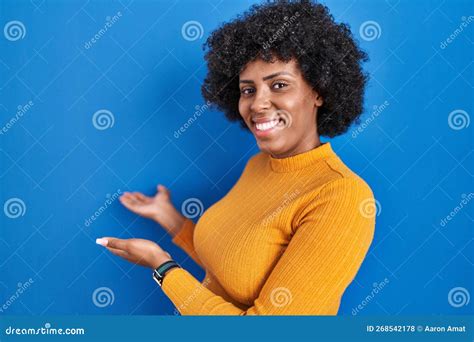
162, 142, 376, 315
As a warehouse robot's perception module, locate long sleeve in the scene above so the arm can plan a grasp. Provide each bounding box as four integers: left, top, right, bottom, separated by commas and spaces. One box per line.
162, 177, 376, 315
171, 218, 204, 268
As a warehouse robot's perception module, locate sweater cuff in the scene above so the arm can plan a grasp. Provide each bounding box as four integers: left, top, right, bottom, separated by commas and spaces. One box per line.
161, 267, 244, 315
161, 267, 209, 315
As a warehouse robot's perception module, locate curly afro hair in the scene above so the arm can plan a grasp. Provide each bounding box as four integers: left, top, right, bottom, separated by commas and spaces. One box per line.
201, 0, 369, 138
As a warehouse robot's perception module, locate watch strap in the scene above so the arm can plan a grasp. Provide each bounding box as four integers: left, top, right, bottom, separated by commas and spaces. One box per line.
153, 260, 181, 287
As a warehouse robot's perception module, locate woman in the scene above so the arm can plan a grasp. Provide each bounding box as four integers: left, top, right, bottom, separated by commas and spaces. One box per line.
96, 0, 376, 315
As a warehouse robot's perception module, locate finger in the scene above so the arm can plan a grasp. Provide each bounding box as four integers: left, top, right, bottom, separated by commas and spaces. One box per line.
134, 192, 150, 204
126, 193, 140, 202
122, 194, 139, 205
119, 197, 138, 209
98, 237, 129, 251
120, 194, 136, 202
134, 192, 148, 202
120, 193, 136, 202
106, 246, 129, 259
157, 184, 170, 198
121, 192, 134, 199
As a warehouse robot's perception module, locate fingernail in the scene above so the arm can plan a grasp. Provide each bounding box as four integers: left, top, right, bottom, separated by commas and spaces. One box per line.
96, 238, 108, 246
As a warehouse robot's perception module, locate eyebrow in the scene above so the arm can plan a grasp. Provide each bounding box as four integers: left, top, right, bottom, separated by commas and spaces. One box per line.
239, 71, 294, 84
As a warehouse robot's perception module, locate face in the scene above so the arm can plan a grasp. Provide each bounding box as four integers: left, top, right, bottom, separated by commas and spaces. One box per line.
238, 58, 323, 158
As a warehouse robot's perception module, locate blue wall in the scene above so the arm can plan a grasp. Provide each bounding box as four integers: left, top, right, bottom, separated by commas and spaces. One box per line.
1, 0, 472, 315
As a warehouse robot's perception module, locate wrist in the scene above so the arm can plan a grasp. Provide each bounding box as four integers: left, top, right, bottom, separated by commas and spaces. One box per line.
152, 259, 181, 287
163, 211, 186, 236
152, 207, 185, 236
171, 215, 186, 236
151, 253, 172, 270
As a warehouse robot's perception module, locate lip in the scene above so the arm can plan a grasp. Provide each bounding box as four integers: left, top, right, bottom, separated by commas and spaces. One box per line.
252, 117, 277, 124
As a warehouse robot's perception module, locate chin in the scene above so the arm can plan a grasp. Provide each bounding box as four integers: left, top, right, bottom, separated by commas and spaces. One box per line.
256, 138, 288, 157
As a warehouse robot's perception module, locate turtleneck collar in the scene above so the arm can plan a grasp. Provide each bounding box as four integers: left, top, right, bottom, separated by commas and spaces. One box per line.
268, 142, 335, 172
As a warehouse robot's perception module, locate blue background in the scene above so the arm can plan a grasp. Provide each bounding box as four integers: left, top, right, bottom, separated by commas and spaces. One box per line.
0, 0, 472, 316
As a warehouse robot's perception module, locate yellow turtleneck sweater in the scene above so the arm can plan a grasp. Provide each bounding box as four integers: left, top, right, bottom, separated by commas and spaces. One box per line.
162, 142, 376, 315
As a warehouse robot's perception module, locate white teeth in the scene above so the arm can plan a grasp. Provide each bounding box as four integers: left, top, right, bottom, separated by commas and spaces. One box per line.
255, 120, 278, 131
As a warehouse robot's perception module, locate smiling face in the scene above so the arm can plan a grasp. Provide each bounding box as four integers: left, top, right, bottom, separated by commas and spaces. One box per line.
238, 58, 324, 158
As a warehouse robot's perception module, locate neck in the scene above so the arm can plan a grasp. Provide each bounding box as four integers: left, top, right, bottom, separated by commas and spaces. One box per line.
271, 134, 321, 159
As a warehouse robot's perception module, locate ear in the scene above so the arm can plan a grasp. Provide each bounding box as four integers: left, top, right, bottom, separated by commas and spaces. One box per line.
314, 92, 324, 107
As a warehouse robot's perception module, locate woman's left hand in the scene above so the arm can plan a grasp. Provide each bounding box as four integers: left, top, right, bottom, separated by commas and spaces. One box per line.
96, 237, 172, 269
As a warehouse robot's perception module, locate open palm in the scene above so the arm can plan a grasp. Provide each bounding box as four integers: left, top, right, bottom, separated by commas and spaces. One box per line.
119, 184, 184, 235
120, 185, 172, 219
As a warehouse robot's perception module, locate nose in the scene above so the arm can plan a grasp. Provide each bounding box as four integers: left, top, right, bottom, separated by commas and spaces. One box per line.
249, 88, 271, 114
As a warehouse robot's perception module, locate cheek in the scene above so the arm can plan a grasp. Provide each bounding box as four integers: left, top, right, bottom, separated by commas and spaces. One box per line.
275, 96, 296, 113
238, 98, 248, 118
277, 98, 304, 123
278, 99, 315, 129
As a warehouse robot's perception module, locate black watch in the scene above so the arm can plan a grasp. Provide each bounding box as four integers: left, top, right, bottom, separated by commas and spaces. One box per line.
152, 260, 181, 287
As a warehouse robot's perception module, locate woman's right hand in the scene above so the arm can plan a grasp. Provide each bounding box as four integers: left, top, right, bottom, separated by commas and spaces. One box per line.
119, 184, 185, 237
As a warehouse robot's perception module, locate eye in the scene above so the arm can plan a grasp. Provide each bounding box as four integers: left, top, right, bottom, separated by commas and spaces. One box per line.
240, 87, 255, 95
272, 81, 288, 89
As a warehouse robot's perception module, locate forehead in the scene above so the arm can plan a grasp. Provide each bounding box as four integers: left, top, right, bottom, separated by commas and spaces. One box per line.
239, 58, 299, 79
